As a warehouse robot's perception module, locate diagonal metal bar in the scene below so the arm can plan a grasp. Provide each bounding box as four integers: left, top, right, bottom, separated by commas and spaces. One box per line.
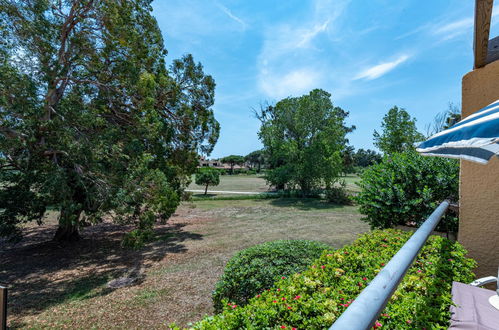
329, 200, 450, 330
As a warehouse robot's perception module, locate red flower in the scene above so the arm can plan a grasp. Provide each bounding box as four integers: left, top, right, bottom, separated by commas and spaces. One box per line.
256, 294, 261, 298
280, 326, 286, 329
381, 313, 389, 318
294, 295, 301, 300
277, 288, 281, 292
417, 269, 422, 273
406, 320, 412, 324
373, 321, 382, 329
282, 297, 286, 301
292, 328, 297, 330
231, 305, 237, 309
363, 277, 367, 281
380, 263, 385, 266
273, 300, 278, 303
448, 258, 454, 261
321, 265, 326, 269
287, 306, 292, 310
340, 298, 344, 300
358, 282, 363, 287
282, 276, 286, 279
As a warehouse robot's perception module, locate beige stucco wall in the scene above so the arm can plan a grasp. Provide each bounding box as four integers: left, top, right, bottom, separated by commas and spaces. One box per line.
459, 59, 499, 278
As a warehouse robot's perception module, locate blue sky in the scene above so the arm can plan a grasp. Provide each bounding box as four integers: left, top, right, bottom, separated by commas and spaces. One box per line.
152, 0, 499, 159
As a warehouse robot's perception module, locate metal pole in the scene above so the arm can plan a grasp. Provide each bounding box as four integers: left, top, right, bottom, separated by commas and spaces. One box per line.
330, 200, 450, 330
0, 286, 6, 330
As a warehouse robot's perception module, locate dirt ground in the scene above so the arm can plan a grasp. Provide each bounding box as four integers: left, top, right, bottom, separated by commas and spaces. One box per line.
0, 199, 368, 329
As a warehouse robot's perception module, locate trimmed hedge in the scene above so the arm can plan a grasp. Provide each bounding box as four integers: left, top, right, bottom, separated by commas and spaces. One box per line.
212, 240, 331, 312
187, 229, 476, 329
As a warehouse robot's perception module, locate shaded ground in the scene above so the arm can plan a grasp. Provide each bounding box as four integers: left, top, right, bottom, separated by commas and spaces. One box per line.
1, 199, 368, 329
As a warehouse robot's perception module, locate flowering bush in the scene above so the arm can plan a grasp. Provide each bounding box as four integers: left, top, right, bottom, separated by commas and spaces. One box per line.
212, 240, 330, 312
186, 229, 475, 329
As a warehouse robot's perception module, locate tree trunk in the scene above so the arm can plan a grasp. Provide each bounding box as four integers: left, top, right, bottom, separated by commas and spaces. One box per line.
53, 207, 83, 242
53, 223, 81, 242
204, 184, 209, 195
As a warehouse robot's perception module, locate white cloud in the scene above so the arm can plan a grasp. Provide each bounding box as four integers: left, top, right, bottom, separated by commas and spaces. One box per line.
256, 0, 350, 98
259, 68, 323, 99
355, 55, 410, 80
216, 3, 247, 30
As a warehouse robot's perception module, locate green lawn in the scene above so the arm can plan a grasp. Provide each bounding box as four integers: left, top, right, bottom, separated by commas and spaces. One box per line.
4, 198, 368, 329
187, 173, 361, 196
188, 174, 270, 193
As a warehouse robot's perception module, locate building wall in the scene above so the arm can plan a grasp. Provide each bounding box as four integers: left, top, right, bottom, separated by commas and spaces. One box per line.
459, 59, 499, 277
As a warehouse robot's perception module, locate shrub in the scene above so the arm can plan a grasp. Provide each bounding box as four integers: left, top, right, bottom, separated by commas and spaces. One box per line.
356, 151, 459, 232
121, 228, 154, 249
212, 240, 331, 312
324, 182, 351, 205
188, 229, 475, 329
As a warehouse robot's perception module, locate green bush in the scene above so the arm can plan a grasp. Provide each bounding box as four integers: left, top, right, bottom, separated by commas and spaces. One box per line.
324, 182, 351, 205
356, 151, 459, 231
187, 229, 475, 329
212, 240, 331, 312
121, 228, 154, 249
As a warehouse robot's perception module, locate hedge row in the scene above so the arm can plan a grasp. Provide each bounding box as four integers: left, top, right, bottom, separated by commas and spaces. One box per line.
186, 229, 476, 329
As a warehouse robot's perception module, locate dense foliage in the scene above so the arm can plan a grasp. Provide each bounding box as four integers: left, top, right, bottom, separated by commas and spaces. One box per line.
195, 168, 220, 195
353, 148, 382, 167
356, 151, 459, 231
245, 150, 266, 173
257, 89, 354, 194
212, 240, 330, 312
186, 229, 475, 329
0, 1, 219, 241
220, 155, 245, 174
373, 106, 424, 154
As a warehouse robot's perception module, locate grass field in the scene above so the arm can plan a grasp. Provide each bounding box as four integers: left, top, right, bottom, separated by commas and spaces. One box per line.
187, 173, 361, 196
1, 198, 368, 329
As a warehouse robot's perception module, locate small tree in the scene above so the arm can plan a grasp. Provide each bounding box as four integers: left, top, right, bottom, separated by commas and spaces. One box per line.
220, 155, 245, 174
195, 168, 220, 195
373, 106, 424, 154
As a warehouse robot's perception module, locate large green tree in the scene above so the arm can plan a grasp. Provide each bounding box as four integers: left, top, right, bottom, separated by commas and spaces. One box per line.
373, 106, 424, 154
245, 150, 265, 172
256, 89, 354, 194
0, 0, 219, 241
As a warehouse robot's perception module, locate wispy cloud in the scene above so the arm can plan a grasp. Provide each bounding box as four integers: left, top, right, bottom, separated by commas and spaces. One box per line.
257, 0, 350, 98
259, 68, 323, 99
216, 3, 247, 29
355, 55, 410, 80
400, 6, 499, 42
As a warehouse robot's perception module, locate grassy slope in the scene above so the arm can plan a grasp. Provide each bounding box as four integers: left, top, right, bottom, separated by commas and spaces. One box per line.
4, 199, 368, 329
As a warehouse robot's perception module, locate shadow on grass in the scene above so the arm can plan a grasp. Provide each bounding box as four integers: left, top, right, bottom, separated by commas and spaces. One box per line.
0, 220, 203, 326
267, 198, 348, 210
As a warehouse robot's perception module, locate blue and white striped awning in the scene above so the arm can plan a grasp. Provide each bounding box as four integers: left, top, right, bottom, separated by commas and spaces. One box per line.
417, 100, 499, 164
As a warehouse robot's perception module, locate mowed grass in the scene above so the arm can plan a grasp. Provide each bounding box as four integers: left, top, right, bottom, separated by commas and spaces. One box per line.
188, 174, 270, 193
3, 198, 369, 329
188, 173, 361, 196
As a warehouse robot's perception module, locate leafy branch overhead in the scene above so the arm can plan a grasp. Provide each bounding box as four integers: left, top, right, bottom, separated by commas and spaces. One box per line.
0, 0, 219, 241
